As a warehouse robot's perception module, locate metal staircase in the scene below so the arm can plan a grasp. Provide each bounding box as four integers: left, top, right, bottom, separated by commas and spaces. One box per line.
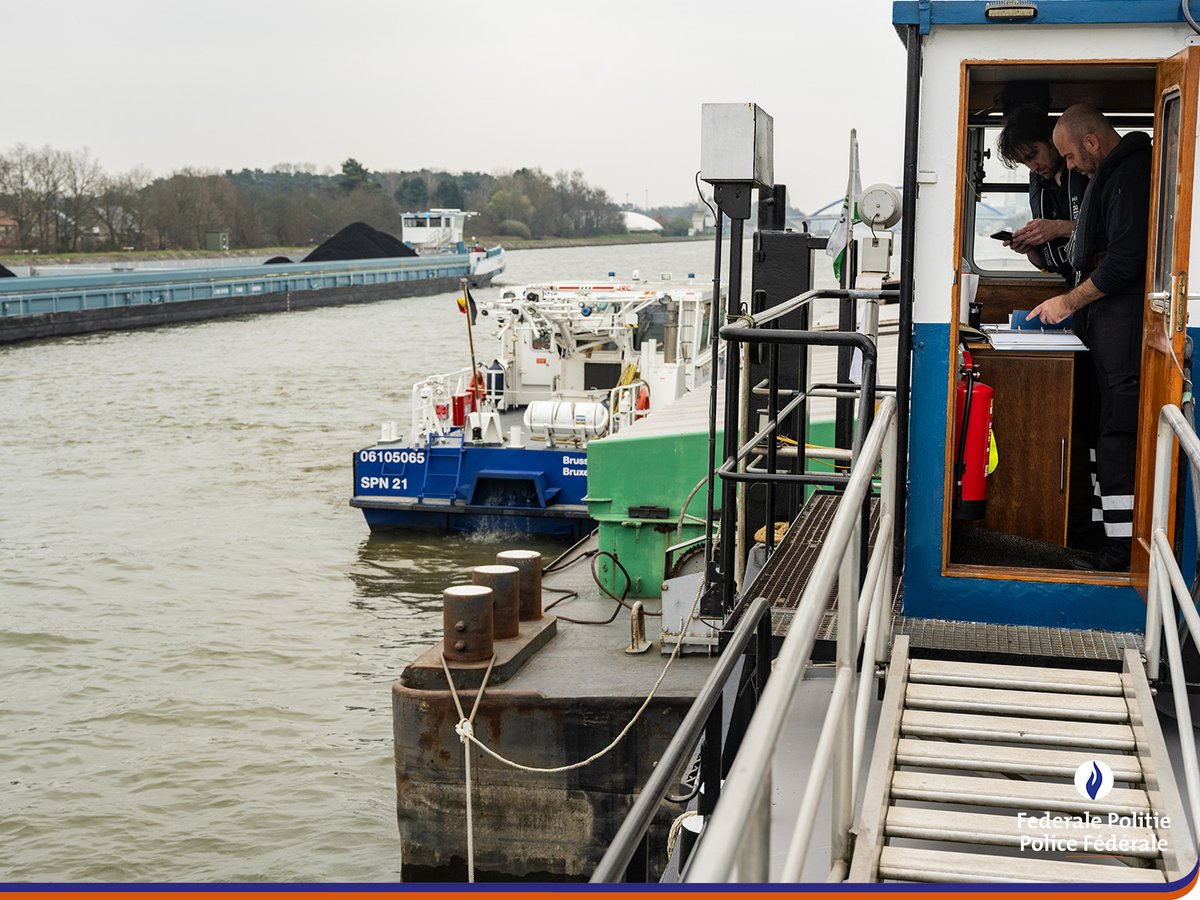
850, 635, 1194, 884
421, 433, 465, 499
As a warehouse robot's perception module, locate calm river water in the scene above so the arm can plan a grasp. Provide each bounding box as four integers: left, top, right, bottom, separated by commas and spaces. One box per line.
0, 240, 750, 882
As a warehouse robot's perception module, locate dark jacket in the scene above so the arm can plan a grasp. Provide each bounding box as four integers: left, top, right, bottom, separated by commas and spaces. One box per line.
1029, 168, 1087, 285
1071, 130, 1152, 384
1071, 130, 1153, 302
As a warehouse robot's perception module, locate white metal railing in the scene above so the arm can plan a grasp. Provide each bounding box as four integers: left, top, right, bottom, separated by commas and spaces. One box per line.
409, 368, 474, 439
684, 395, 897, 883
607, 380, 651, 434
1143, 403, 1200, 838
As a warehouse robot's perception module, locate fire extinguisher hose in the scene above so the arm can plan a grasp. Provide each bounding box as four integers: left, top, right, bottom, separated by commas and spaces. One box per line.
955, 364, 975, 510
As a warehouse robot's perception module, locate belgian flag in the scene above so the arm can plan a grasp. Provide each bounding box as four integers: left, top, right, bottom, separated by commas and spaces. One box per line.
456, 286, 478, 325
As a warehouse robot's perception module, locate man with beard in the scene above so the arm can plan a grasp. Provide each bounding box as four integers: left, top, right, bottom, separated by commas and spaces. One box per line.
1028, 104, 1152, 571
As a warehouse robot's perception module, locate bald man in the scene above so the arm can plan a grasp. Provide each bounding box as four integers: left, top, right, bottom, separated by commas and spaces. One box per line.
1029, 104, 1152, 571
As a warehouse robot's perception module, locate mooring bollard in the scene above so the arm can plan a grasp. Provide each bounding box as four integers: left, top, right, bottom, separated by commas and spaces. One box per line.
471, 564, 521, 639
442, 585, 494, 663
496, 549, 542, 621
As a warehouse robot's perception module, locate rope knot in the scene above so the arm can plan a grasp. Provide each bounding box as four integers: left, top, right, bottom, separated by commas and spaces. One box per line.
455, 718, 474, 743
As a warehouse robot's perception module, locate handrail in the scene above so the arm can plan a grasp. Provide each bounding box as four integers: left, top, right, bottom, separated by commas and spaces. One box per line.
746, 287, 899, 329
684, 396, 897, 882
589, 595, 771, 883
1143, 404, 1200, 847
608, 380, 651, 434
409, 368, 473, 438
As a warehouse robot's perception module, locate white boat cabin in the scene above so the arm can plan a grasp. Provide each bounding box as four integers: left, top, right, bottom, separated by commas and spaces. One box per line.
897, 0, 1200, 632
400, 208, 476, 253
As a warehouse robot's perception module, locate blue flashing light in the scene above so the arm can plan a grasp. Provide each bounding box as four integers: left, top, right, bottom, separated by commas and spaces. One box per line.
581, 305, 592, 317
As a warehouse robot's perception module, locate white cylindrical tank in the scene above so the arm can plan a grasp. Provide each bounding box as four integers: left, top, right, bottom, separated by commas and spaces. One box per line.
524, 400, 609, 442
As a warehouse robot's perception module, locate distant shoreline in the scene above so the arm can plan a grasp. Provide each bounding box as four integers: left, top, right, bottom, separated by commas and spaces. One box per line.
0, 233, 706, 269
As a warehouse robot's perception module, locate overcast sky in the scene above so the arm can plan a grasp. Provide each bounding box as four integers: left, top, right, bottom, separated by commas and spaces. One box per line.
7, 0, 907, 214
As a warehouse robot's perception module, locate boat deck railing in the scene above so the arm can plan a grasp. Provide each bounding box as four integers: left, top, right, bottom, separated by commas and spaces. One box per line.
705, 287, 898, 616
607, 380, 651, 435
682, 395, 897, 882
1144, 402, 1200, 836
408, 368, 475, 439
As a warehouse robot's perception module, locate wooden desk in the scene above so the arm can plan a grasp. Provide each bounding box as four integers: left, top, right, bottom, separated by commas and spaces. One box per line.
969, 348, 1077, 547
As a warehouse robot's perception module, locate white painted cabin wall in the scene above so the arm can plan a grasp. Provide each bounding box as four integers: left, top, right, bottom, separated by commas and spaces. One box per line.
912, 24, 1193, 327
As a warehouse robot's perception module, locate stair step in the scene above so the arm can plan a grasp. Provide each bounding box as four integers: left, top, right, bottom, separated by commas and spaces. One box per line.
895, 738, 1143, 781
907, 658, 1124, 695
901, 709, 1136, 751
884, 806, 1164, 857
890, 771, 1152, 816
904, 682, 1130, 722
877, 846, 1165, 884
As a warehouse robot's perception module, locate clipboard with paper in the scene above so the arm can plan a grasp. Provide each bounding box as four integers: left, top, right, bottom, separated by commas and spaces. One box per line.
980, 309, 1085, 350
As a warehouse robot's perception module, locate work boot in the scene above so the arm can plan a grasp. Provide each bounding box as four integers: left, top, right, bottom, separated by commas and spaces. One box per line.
1067, 522, 1107, 552
1066, 539, 1131, 572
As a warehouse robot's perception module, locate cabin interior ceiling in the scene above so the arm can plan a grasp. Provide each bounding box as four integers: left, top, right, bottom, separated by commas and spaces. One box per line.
968, 64, 1157, 115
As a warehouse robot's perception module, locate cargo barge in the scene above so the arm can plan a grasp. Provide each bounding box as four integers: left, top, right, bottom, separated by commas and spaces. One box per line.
0, 212, 504, 345
0, 250, 503, 344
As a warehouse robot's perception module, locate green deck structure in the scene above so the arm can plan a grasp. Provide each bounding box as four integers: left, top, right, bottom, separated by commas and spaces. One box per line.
586, 386, 838, 599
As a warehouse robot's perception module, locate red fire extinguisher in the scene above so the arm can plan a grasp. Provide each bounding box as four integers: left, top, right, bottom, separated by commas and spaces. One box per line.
953, 349, 994, 520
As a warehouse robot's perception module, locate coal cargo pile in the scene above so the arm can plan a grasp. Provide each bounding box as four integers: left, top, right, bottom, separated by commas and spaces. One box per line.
302, 222, 417, 263
263, 256, 293, 265
0, 264, 16, 278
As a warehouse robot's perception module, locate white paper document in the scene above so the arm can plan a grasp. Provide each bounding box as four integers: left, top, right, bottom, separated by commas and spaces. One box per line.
980, 324, 1086, 351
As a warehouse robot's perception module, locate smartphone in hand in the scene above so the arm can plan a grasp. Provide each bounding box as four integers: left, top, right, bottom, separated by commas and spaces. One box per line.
990, 230, 1014, 242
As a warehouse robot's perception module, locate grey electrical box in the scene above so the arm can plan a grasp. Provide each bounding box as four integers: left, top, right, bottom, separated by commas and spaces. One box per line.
205, 230, 230, 252
700, 102, 773, 187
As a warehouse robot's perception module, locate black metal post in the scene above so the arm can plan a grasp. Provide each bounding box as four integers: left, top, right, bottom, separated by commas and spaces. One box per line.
700, 696, 723, 818
835, 288, 856, 451
765, 318, 780, 553
719, 216, 746, 616
702, 211, 725, 617
893, 23, 922, 574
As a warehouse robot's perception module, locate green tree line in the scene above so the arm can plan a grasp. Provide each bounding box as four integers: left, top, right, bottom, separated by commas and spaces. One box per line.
0, 146, 626, 253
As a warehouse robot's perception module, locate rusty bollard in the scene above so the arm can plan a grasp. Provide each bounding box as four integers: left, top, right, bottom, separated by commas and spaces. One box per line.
496, 550, 542, 621
471, 564, 521, 640
442, 585, 494, 663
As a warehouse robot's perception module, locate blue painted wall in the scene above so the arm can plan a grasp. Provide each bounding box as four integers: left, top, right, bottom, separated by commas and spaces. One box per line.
903, 322, 1147, 632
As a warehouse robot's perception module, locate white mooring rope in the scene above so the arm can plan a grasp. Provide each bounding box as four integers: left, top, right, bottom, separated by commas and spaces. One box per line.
440, 653, 497, 883
438, 575, 707, 878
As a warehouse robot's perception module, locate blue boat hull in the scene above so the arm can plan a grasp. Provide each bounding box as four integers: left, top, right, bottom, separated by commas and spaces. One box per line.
356, 502, 592, 538
350, 439, 594, 537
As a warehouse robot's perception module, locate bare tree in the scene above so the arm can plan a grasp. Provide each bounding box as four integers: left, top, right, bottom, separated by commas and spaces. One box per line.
143, 168, 237, 250
0, 145, 37, 249
28, 146, 69, 251
95, 166, 152, 249
61, 148, 103, 251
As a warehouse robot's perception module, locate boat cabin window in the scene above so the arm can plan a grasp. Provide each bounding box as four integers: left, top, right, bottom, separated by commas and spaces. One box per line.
1153, 94, 1181, 293
946, 61, 1161, 581
968, 124, 1049, 277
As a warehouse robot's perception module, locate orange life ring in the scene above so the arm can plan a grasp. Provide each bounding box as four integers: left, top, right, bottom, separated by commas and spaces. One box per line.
635, 384, 650, 414
470, 370, 487, 402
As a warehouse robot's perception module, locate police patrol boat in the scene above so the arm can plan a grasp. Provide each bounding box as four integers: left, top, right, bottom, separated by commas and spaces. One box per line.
387, 1, 1200, 887
350, 275, 714, 536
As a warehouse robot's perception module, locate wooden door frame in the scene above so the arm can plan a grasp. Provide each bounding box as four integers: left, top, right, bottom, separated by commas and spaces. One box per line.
1131, 47, 1200, 593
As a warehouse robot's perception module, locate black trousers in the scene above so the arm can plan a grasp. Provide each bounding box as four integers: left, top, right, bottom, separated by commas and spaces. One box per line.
1074, 299, 1143, 540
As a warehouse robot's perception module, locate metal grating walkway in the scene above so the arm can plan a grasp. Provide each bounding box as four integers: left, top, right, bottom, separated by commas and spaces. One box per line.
748, 493, 1143, 662
849, 636, 1195, 883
